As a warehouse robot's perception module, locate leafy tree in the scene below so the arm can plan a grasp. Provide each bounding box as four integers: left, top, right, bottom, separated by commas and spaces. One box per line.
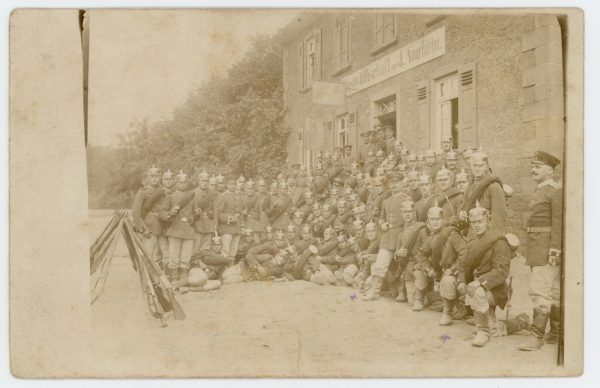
89, 34, 290, 208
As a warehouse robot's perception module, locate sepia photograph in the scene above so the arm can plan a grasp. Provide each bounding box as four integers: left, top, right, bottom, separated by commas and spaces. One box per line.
8, 6, 586, 379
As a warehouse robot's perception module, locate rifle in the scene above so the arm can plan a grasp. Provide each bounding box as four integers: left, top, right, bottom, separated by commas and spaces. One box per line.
505, 275, 513, 321
124, 216, 186, 321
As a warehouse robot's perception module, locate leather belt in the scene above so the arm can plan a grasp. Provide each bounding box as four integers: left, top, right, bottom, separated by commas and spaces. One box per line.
527, 226, 551, 233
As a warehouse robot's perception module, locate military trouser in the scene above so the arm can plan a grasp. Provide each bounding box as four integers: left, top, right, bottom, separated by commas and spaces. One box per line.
141, 234, 161, 263
371, 249, 394, 278
439, 271, 459, 300
334, 264, 359, 286
167, 237, 194, 270
529, 264, 560, 315
311, 264, 337, 286
465, 286, 495, 314
221, 234, 241, 258
158, 235, 169, 267
193, 233, 213, 254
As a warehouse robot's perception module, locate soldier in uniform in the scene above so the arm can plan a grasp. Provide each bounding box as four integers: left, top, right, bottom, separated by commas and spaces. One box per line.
421, 149, 438, 177
357, 131, 375, 166
157, 169, 176, 268
215, 177, 244, 258
383, 125, 396, 155
176, 234, 229, 293
192, 170, 217, 253
455, 170, 471, 193
132, 166, 165, 265
353, 221, 381, 290
406, 153, 419, 172
462, 151, 507, 234
461, 202, 512, 347
215, 174, 225, 194
394, 200, 428, 306
434, 167, 464, 225
240, 180, 263, 242
519, 151, 563, 351
415, 174, 436, 223
268, 181, 292, 230
406, 170, 422, 202
159, 171, 197, 282
362, 172, 409, 301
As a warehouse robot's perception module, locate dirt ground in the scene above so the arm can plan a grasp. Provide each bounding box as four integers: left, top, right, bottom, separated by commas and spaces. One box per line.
89, 210, 560, 377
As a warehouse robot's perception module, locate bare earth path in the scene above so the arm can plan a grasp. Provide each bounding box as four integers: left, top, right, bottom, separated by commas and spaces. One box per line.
89, 211, 559, 377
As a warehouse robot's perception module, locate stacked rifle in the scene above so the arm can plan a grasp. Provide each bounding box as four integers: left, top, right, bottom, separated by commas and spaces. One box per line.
121, 215, 185, 327
90, 210, 126, 304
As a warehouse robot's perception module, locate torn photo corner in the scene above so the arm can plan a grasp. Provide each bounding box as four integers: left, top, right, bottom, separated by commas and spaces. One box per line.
9, 8, 584, 378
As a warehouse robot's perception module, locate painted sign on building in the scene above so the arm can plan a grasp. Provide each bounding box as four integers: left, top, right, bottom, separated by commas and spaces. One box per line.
341, 27, 446, 95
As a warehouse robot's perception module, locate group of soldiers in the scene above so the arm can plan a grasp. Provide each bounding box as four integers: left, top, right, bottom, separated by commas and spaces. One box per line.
131, 129, 563, 351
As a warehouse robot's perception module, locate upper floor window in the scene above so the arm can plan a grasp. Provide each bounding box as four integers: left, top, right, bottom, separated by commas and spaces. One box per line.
333, 15, 350, 70
373, 14, 396, 53
298, 29, 322, 91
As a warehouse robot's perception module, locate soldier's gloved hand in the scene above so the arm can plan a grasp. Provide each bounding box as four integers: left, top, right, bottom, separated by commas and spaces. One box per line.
466, 280, 481, 297
380, 222, 389, 232
549, 249, 561, 266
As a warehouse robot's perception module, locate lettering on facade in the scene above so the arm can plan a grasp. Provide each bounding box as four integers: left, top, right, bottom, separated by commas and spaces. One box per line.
341, 27, 446, 95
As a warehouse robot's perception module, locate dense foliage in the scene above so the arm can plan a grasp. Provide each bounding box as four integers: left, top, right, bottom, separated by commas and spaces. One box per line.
88, 34, 290, 209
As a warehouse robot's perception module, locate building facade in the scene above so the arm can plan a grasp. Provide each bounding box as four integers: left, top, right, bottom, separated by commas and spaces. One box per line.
275, 11, 565, 233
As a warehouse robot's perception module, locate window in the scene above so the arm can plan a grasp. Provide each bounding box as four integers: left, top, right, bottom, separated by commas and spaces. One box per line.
434, 74, 459, 150
334, 15, 350, 70
298, 29, 322, 90
373, 14, 396, 52
374, 94, 397, 136
336, 113, 349, 148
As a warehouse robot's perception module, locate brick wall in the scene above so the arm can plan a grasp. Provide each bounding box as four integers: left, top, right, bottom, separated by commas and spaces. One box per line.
281, 13, 565, 242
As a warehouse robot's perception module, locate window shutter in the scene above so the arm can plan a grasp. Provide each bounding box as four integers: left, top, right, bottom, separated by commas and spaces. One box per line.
314, 28, 322, 81
348, 107, 357, 156
298, 41, 304, 90
373, 15, 384, 46
384, 14, 395, 43
458, 62, 477, 149
334, 16, 341, 68
417, 80, 430, 150
340, 16, 349, 66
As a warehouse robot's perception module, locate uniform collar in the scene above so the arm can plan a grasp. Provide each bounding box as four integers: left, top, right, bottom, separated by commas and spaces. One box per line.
537, 179, 558, 190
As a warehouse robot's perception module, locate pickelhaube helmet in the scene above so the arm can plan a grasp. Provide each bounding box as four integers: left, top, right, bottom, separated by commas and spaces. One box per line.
471, 149, 488, 164
161, 168, 174, 178
336, 234, 347, 244
256, 177, 266, 186
400, 199, 416, 212
397, 163, 408, 173
176, 170, 188, 182
243, 228, 254, 237
274, 230, 286, 240
468, 200, 489, 221
347, 236, 357, 246
322, 203, 332, 212
304, 191, 314, 199
407, 169, 420, 179
356, 173, 364, 180
436, 166, 453, 180
323, 226, 335, 240
237, 175, 246, 183
314, 162, 324, 170
324, 152, 332, 160
211, 230, 223, 246
312, 203, 321, 212
424, 149, 435, 158
209, 175, 217, 185
279, 181, 288, 190
196, 169, 209, 180
427, 200, 444, 218
294, 210, 304, 218
446, 150, 459, 161
301, 224, 311, 234
216, 174, 225, 183
407, 153, 418, 162
376, 148, 385, 157
353, 219, 365, 230
147, 165, 160, 175
269, 181, 278, 190
365, 221, 377, 232
265, 225, 275, 234
286, 224, 296, 233
306, 174, 315, 183
367, 150, 375, 157
375, 167, 386, 176
419, 174, 432, 184
245, 179, 255, 189
348, 193, 359, 202
463, 148, 475, 160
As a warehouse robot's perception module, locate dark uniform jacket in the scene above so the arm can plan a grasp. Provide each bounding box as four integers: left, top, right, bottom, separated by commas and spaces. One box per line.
131, 185, 165, 235
267, 193, 292, 230
241, 193, 263, 232
418, 226, 466, 277
463, 174, 507, 233
460, 230, 511, 309
160, 189, 197, 240
215, 190, 243, 235
526, 180, 562, 266
436, 188, 464, 224
378, 192, 411, 249
192, 187, 216, 234
416, 195, 436, 223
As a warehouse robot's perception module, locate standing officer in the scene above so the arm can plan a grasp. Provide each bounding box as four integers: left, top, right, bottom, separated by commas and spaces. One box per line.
157, 169, 175, 269
131, 166, 165, 265
519, 151, 563, 351
159, 171, 197, 282
215, 176, 243, 258
193, 170, 217, 253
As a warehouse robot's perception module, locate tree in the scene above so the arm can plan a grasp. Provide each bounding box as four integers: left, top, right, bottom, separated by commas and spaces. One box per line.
89, 34, 290, 209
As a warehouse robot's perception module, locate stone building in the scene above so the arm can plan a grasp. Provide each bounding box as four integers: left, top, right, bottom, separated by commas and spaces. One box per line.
274, 11, 566, 235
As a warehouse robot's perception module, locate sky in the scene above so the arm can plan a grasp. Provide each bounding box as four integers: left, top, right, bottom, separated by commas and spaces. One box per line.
87, 9, 297, 147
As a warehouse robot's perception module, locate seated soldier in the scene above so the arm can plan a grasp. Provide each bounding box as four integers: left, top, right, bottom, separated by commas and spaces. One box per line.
176, 234, 231, 293
294, 226, 338, 280
294, 224, 317, 255
221, 231, 291, 283
461, 201, 512, 347
306, 245, 338, 286
417, 204, 467, 324
331, 234, 359, 287
355, 221, 382, 291
393, 200, 428, 306
236, 227, 258, 264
